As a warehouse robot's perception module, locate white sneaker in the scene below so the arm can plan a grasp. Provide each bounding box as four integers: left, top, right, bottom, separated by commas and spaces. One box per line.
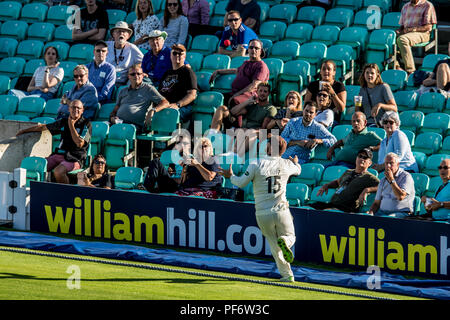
280, 276, 294, 283
277, 237, 294, 263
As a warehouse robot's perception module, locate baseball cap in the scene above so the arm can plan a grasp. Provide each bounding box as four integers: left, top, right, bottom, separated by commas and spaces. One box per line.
357, 148, 373, 159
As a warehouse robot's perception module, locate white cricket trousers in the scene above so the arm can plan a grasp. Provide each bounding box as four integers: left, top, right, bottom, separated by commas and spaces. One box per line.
255, 209, 296, 278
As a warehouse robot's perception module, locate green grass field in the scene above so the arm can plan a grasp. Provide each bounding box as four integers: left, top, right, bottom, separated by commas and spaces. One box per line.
0, 247, 421, 301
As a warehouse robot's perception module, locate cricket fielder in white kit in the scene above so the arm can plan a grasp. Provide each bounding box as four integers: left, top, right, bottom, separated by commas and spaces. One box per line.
219, 135, 301, 282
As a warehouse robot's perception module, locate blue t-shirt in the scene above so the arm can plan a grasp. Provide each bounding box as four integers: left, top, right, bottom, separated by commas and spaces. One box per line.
142, 46, 172, 87
219, 23, 258, 51
86, 60, 116, 103
434, 182, 450, 220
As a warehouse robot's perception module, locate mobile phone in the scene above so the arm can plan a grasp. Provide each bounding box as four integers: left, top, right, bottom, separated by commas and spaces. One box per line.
308, 134, 315, 139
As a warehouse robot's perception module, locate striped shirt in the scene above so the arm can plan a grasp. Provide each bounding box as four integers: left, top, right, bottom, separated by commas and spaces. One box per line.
281, 117, 337, 164
399, 0, 436, 28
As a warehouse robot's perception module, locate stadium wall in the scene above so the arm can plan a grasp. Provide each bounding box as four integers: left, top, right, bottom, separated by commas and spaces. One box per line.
29, 181, 450, 279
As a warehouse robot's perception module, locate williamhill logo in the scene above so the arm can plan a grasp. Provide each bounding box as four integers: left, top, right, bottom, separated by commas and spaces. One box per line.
319, 225, 450, 276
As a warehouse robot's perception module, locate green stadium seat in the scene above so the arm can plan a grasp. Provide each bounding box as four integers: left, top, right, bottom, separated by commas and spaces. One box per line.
290, 162, 324, 188
420, 53, 450, 72
0, 57, 26, 78
310, 25, 341, 46
189, 34, 219, 56
15, 39, 44, 60
0, 75, 11, 94
15, 96, 45, 118
411, 172, 430, 197
296, 6, 325, 26
336, 26, 369, 59
23, 59, 45, 77
283, 22, 313, 45
125, 11, 137, 25
31, 116, 55, 125
46, 5, 75, 26
424, 175, 444, 197
114, 166, 143, 190
44, 41, 70, 61
320, 165, 348, 185
309, 185, 336, 204
185, 51, 203, 72
0, 37, 18, 58
263, 58, 284, 91
440, 136, 450, 155
418, 112, 450, 136
96, 103, 115, 122
296, 42, 327, 75
345, 85, 360, 107
195, 71, 212, 92
0, 20, 28, 41
334, 0, 362, 11
54, 25, 72, 42
365, 29, 396, 71
412, 132, 442, 155
270, 40, 300, 62
230, 56, 249, 69
422, 154, 450, 177
104, 123, 137, 170
381, 69, 407, 92
399, 110, 424, 133
361, 0, 389, 14
325, 44, 354, 83
324, 7, 354, 28
106, 9, 127, 29
401, 129, 415, 147
394, 90, 418, 112
0, 94, 18, 116
89, 121, 109, 156
412, 151, 426, 171
276, 60, 308, 105
200, 54, 230, 73
332, 124, 353, 141
20, 156, 47, 187
59, 61, 79, 82
20, 2, 48, 23
211, 73, 236, 94
267, 4, 297, 24
353, 9, 381, 30
27, 22, 55, 42
41, 98, 60, 118
4, 114, 30, 121
192, 91, 224, 134
416, 91, 446, 114
67, 43, 95, 64
160, 149, 184, 178
259, 20, 287, 42
367, 126, 386, 139
381, 12, 401, 30
286, 183, 309, 207
0, 1, 22, 22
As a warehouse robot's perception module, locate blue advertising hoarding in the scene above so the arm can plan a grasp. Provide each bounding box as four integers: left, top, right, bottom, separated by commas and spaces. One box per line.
30, 181, 450, 279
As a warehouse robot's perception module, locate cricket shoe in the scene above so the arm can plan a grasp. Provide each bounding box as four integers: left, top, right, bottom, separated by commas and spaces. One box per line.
280, 276, 294, 283
277, 237, 294, 263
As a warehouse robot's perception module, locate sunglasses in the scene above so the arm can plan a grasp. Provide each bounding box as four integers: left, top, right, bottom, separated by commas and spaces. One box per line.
129, 72, 143, 76
94, 160, 106, 165
73, 74, 86, 78
383, 120, 396, 125
438, 166, 449, 170
248, 46, 261, 50
358, 154, 370, 160
172, 51, 184, 56
228, 18, 240, 22
168, 2, 178, 6
317, 93, 329, 98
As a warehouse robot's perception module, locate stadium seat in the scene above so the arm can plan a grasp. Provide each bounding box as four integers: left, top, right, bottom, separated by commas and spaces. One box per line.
20, 156, 47, 187
269, 40, 300, 62
286, 183, 309, 207
59, 60, 79, 82
189, 34, 219, 56
332, 124, 353, 141
0, 75, 10, 94
230, 56, 249, 69
381, 69, 407, 92
211, 73, 236, 94
106, 9, 127, 29
40, 98, 60, 118
185, 51, 203, 72
336, 26, 369, 59
422, 154, 450, 177
424, 175, 444, 197
290, 162, 324, 188
310, 25, 341, 46
31, 116, 55, 125
4, 114, 30, 121
325, 44, 354, 83
53, 25, 72, 42
381, 12, 401, 30
0, 94, 18, 117
125, 11, 137, 25
367, 126, 386, 140
276, 60, 309, 105
334, 0, 363, 11
160, 149, 184, 178
15, 39, 44, 60
89, 121, 109, 157
344, 85, 360, 107
267, 4, 297, 24
15, 96, 45, 118
412, 132, 443, 155
0, 20, 28, 41
259, 21, 287, 42
260, 39, 273, 56
0, 37, 18, 58
353, 9, 381, 30
114, 166, 143, 190
0, 57, 26, 78
410, 172, 430, 197
361, 0, 390, 14
399, 110, 424, 133
412, 151, 427, 171
296, 6, 325, 26
416, 91, 446, 114
192, 91, 224, 134
104, 123, 137, 170
23, 59, 45, 77
283, 22, 313, 45
20, 2, 48, 23
200, 54, 230, 73
95, 103, 115, 122
45, 41, 70, 61
340, 106, 355, 124
418, 112, 450, 136
394, 90, 418, 112
323, 7, 354, 28
320, 165, 349, 185
27, 22, 55, 42
420, 53, 449, 72
263, 58, 284, 91
365, 29, 396, 71
195, 71, 212, 92
401, 129, 415, 147
0, 1, 22, 22
46, 5, 76, 26
309, 186, 336, 204
67, 43, 95, 64
296, 42, 327, 75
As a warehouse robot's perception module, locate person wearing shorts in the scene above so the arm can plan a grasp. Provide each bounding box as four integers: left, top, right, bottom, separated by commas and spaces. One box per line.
17, 100, 92, 184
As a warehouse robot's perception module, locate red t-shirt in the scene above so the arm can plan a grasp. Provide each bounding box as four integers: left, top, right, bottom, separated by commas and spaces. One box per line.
231, 60, 270, 94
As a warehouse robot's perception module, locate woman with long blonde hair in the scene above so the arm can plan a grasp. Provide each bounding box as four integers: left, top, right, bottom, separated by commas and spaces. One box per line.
132, 0, 160, 50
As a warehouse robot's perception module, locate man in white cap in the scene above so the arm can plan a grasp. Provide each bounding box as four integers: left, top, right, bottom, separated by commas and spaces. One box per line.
219, 135, 301, 283
141, 30, 173, 87
72, 0, 109, 43
106, 21, 144, 85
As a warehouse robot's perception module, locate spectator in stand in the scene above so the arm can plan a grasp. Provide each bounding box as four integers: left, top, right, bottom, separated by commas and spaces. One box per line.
218, 10, 258, 58
77, 154, 115, 189
281, 101, 337, 164
57, 65, 98, 120
106, 21, 144, 85
159, 0, 189, 48
310, 148, 380, 213
182, 0, 210, 26
372, 111, 419, 173
132, 0, 160, 51
421, 158, 450, 221
86, 40, 116, 104
225, 0, 261, 32
143, 137, 223, 198
209, 39, 269, 108
102, 0, 131, 11
422, 42, 450, 93
357, 63, 397, 127
72, 0, 109, 44
109, 64, 169, 133
368, 152, 415, 218
304, 60, 347, 122
327, 112, 382, 168
266, 90, 303, 133
395, 0, 437, 75
314, 89, 334, 129
17, 100, 92, 184
9, 46, 64, 102
158, 44, 198, 124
